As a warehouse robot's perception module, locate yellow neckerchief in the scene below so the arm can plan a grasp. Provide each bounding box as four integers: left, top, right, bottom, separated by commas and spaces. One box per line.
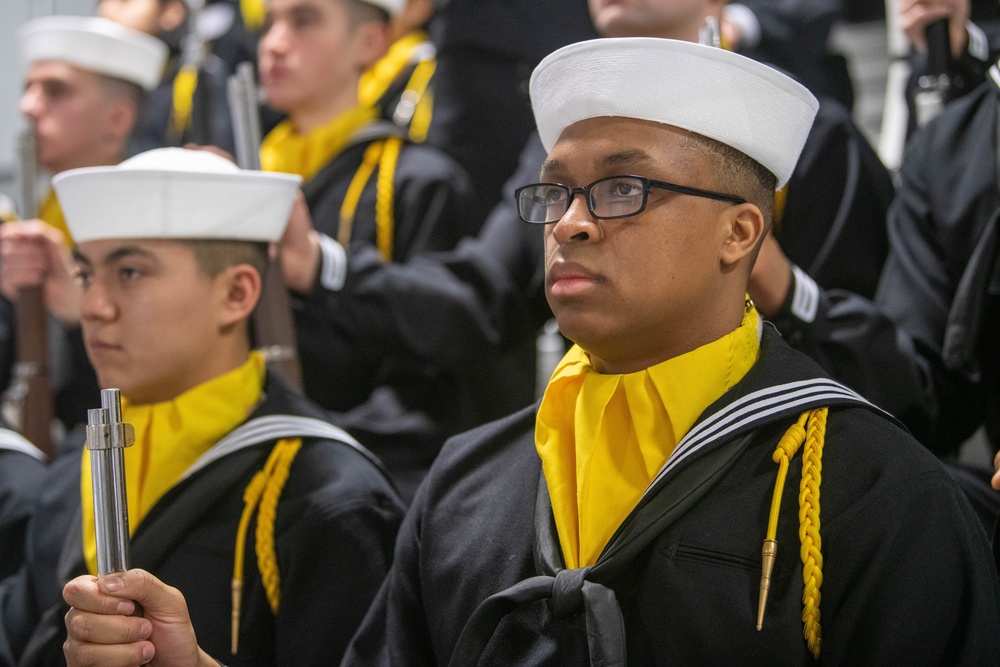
260, 105, 379, 183
536, 305, 761, 569
81, 352, 266, 575
38, 188, 72, 241
358, 31, 431, 108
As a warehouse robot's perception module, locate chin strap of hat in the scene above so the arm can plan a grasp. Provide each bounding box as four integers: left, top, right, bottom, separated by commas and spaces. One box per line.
757, 407, 826, 660
230, 437, 303, 655
338, 136, 402, 261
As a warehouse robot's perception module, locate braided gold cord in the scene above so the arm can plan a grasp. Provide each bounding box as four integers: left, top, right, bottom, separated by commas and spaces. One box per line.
231, 469, 269, 654
230, 437, 303, 654
758, 413, 807, 630
799, 407, 826, 659
375, 136, 402, 261
256, 438, 303, 614
339, 141, 384, 247
758, 407, 826, 662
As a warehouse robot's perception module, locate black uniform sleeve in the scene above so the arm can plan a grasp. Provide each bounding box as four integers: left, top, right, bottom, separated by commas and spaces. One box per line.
823, 464, 1000, 664
272, 485, 403, 664
769, 100, 993, 456
0, 451, 46, 581
340, 470, 437, 666
306, 133, 551, 370
779, 99, 893, 299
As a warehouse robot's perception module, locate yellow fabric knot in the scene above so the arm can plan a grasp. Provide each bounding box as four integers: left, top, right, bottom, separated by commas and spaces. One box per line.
536, 305, 761, 568
772, 420, 805, 463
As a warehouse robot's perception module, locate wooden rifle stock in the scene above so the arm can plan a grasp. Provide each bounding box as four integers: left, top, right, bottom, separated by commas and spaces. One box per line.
227, 62, 303, 390
7, 129, 54, 457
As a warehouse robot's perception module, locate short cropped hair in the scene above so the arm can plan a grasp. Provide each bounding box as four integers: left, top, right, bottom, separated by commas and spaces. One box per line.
686, 133, 777, 227
342, 0, 390, 26
185, 239, 270, 279
97, 73, 147, 117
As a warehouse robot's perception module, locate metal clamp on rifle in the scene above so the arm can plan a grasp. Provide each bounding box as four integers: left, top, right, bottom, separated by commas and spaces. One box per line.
85, 388, 136, 575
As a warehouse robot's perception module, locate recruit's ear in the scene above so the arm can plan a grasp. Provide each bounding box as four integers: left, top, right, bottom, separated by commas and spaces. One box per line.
351, 16, 390, 70
719, 203, 766, 267
217, 263, 263, 329
106, 95, 139, 145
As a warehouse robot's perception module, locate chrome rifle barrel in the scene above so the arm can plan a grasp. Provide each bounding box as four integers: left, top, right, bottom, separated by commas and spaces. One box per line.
86, 388, 136, 576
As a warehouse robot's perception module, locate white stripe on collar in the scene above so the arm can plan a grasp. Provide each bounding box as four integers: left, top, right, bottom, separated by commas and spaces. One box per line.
990, 61, 1000, 90
643, 378, 876, 498
180, 415, 366, 481
0, 428, 47, 462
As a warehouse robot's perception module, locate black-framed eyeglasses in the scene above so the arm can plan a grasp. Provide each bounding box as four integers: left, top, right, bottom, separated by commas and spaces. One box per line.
514, 175, 746, 224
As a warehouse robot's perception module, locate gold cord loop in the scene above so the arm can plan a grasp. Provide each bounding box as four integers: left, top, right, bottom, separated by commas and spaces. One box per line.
758, 407, 826, 660
230, 437, 303, 655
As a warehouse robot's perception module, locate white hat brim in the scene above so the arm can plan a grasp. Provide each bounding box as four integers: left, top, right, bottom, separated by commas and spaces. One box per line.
19, 16, 168, 91
529, 38, 819, 189
53, 149, 302, 244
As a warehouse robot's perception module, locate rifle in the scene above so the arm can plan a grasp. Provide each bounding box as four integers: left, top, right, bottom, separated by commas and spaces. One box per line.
228, 62, 303, 389
3, 128, 54, 458
170, 0, 211, 146
698, 16, 721, 48
914, 19, 953, 127
85, 388, 135, 576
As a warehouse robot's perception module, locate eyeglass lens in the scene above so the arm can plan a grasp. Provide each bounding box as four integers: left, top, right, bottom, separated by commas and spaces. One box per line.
518, 176, 647, 223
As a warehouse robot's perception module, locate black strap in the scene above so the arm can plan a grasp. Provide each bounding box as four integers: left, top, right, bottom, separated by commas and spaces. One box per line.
448, 429, 757, 667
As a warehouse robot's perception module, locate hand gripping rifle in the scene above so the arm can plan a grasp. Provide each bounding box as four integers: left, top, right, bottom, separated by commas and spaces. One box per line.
228, 62, 303, 389
3, 128, 54, 458
914, 19, 953, 127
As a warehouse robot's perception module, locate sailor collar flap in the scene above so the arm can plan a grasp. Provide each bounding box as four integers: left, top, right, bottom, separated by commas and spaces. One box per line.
451, 330, 884, 666
0, 427, 46, 461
